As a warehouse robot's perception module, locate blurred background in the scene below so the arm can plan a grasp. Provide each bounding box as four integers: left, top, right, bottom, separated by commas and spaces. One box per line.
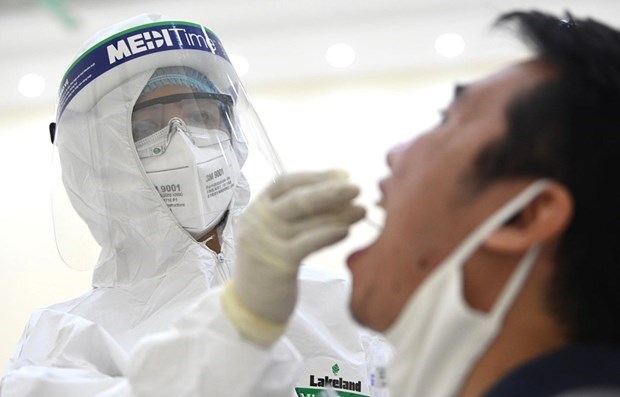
1, 0, 619, 373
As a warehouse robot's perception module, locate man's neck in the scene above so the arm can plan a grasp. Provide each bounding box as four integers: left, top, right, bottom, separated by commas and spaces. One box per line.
458, 255, 568, 397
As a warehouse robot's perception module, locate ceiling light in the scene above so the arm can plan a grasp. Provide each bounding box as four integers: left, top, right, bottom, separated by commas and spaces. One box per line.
18, 74, 46, 98
435, 33, 465, 58
325, 43, 356, 68
230, 54, 249, 77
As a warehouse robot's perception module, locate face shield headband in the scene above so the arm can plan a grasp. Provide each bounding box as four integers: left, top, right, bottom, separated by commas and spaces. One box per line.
55, 21, 231, 123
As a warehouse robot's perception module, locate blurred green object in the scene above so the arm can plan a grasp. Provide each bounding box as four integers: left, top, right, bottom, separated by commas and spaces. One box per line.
39, 0, 79, 29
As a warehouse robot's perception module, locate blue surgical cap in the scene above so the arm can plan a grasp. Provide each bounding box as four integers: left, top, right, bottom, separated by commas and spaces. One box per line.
141, 66, 218, 95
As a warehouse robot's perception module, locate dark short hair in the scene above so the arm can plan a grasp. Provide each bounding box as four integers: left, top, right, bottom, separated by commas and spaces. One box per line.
472, 10, 620, 343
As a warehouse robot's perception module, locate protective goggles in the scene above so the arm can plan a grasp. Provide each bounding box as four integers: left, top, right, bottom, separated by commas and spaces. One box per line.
132, 92, 234, 143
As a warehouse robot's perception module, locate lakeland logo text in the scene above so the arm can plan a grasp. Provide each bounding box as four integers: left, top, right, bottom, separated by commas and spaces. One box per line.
309, 375, 362, 393
106, 27, 217, 64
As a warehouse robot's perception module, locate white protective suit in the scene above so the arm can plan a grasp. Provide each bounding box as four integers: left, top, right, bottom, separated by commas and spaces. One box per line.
0, 14, 386, 397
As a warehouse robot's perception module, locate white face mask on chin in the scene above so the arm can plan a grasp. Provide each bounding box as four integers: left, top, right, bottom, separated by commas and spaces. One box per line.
137, 119, 241, 240
384, 180, 549, 397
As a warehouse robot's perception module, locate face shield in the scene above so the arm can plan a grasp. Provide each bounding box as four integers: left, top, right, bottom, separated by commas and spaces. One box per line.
51, 14, 284, 271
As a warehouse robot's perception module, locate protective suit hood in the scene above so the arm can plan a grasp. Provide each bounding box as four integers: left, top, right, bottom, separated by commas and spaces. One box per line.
54, 14, 275, 286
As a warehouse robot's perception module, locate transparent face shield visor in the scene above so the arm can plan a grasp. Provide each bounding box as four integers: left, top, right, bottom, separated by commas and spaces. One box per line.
51, 19, 284, 271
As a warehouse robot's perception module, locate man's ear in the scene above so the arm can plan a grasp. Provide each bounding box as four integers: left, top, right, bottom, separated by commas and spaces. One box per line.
483, 182, 573, 253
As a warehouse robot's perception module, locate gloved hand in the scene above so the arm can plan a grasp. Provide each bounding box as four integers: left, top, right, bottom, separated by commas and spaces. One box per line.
221, 170, 365, 346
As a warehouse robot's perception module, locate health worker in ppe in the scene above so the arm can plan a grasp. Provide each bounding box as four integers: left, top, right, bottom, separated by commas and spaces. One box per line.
0, 14, 389, 397
295, 10, 620, 397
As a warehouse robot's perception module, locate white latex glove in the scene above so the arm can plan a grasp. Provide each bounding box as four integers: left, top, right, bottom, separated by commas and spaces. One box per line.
221, 170, 365, 346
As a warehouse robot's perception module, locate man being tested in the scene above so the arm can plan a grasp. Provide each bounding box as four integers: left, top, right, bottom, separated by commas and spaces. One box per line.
342, 10, 620, 396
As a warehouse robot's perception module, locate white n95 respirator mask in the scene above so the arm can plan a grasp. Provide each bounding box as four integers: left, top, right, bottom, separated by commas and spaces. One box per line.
135, 117, 240, 239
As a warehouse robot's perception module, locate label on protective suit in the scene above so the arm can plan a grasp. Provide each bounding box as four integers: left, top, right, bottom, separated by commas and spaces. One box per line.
295, 357, 370, 397
58, 21, 229, 118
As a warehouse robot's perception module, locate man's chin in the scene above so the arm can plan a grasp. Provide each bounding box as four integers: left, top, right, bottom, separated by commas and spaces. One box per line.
349, 299, 388, 332
346, 244, 372, 270
348, 297, 371, 329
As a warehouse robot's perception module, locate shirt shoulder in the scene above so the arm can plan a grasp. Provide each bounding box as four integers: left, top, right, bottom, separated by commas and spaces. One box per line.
485, 344, 620, 397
